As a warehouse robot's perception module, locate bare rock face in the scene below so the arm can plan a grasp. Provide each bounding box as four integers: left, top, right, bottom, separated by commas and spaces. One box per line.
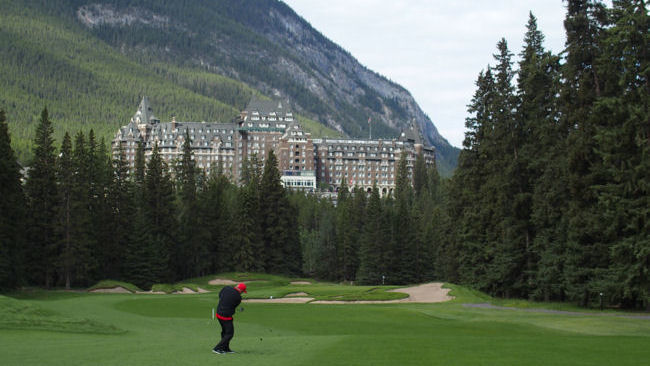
77, 4, 170, 28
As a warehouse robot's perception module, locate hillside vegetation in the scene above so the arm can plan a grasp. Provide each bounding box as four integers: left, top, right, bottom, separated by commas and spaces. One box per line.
0, 0, 344, 163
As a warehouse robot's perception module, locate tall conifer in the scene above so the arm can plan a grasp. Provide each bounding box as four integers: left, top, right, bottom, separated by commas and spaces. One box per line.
0, 110, 26, 289
24, 108, 59, 287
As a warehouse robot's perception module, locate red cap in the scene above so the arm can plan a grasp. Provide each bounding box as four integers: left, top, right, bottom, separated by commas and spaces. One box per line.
236, 283, 247, 293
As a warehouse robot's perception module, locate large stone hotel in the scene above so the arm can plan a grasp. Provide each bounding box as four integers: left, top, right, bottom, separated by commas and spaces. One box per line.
112, 97, 436, 195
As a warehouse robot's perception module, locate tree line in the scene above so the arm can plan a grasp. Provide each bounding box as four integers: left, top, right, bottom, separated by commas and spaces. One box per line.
443, 0, 648, 309
0, 102, 443, 290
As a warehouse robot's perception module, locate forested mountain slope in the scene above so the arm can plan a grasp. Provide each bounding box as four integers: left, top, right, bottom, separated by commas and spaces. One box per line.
1, 0, 459, 173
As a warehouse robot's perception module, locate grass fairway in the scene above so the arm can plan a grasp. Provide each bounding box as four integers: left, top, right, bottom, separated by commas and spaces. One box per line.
1, 279, 649, 365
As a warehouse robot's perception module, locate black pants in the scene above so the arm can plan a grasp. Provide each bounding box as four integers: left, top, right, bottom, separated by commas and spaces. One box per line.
215, 318, 234, 351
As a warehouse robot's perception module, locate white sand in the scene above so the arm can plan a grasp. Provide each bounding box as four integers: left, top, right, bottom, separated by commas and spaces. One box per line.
311, 283, 454, 304
174, 287, 197, 294
290, 281, 312, 285
244, 297, 314, 303
286, 292, 309, 297
240, 282, 453, 304
89, 286, 131, 294
208, 279, 237, 285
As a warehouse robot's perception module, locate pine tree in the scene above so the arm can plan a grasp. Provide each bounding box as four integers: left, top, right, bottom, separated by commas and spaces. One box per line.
314, 200, 338, 281
259, 150, 293, 273
479, 38, 527, 297
561, 0, 608, 306
393, 152, 416, 283
144, 143, 176, 282
109, 144, 135, 281
335, 179, 354, 281
90, 137, 116, 281
59, 131, 94, 288
0, 110, 26, 290
356, 183, 384, 284
24, 108, 59, 287
516, 13, 566, 301
175, 130, 207, 279
233, 183, 263, 272
134, 140, 145, 192
56, 133, 74, 289
592, 0, 649, 309
413, 151, 429, 198
448, 70, 491, 288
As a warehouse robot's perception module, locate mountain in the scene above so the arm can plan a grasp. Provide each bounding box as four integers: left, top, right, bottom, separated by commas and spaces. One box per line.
0, 0, 459, 174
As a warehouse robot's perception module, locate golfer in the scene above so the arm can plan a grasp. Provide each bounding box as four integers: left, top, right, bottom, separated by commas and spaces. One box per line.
213, 283, 247, 354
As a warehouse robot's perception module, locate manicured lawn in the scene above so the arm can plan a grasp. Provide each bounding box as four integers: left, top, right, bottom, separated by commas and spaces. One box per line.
1, 277, 649, 365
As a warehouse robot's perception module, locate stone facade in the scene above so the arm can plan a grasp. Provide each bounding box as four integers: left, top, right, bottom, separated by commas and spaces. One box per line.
112, 97, 435, 194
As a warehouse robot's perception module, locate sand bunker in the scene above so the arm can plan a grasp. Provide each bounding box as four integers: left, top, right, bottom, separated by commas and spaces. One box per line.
136, 290, 166, 294
209, 278, 237, 285
244, 297, 314, 304
173, 287, 209, 294
90, 286, 131, 294
242, 283, 453, 304
290, 281, 312, 285
388, 282, 454, 303
286, 292, 309, 297
311, 283, 454, 304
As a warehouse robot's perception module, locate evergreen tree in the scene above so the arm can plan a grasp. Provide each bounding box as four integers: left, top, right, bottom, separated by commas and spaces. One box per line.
335, 180, 354, 281
0, 110, 26, 290
24, 108, 59, 287
413, 151, 429, 198
56, 133, 74, 289
134, 140, 146, 192
447, 68, 495, 290
516, 13, 566, 301
258, 151, 301, 274
592, 0, 649, 309
233, 183, 263, 272
123, 141, 158, 288
90, 137, 116, 281
393, 152, 416, 283
231, 156, 264, 271
144, 143, 176, 282
314, 199, 338, 281
356, 183, 384, 284
60, 131, 94, 288
175, 130, 207, 279
109, 144, 135, 281
561, 0, 608, 306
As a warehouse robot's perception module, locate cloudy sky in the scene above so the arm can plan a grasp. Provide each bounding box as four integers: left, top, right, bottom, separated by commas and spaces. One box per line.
282, 1, 570, 148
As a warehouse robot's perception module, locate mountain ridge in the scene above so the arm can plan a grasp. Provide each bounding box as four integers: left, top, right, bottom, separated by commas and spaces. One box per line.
1, 0, 459, 174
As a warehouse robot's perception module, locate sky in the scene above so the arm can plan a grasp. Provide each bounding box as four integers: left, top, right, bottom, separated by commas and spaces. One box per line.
282, 1, 570, 148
